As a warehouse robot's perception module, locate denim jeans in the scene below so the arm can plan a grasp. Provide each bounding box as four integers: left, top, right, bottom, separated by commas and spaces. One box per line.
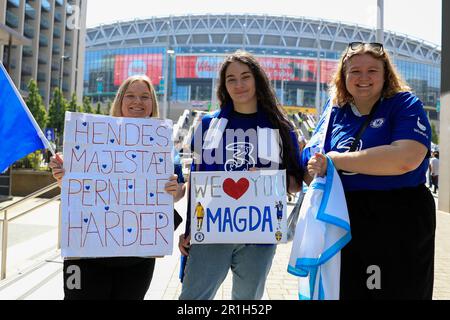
179, 244, 276, 300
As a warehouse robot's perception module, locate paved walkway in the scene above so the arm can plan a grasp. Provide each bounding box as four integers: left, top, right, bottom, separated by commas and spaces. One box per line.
0, 193, 449, 300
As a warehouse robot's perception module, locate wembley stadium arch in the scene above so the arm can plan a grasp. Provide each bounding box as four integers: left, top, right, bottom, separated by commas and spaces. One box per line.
84, 13, 441, 120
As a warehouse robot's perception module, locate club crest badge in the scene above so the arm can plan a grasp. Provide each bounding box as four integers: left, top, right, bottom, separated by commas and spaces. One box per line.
194, 232, 205, 243
370, 118, 385, 129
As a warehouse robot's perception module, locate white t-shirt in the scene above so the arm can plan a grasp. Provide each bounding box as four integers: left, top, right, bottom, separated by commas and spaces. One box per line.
430, 157, 439, 176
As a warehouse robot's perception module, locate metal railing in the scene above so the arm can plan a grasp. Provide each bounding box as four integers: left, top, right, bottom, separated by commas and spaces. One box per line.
0, 182, 61, 280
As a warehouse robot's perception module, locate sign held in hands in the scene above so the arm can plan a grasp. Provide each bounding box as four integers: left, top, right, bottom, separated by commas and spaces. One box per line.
190, 170, 288, 244
60, 112, 174, 258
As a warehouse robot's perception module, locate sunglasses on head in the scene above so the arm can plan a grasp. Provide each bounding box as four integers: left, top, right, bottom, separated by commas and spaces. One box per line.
347, 42, 384, 52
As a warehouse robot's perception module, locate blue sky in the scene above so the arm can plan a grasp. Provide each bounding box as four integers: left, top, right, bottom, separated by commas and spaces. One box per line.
87, 0, 441, 46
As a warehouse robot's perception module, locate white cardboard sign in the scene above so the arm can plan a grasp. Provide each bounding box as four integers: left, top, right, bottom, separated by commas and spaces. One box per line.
190, 170, 287, 244
60, 112, 174, 257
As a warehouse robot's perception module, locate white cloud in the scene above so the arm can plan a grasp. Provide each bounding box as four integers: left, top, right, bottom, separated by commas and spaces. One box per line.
364, 3, 378, 28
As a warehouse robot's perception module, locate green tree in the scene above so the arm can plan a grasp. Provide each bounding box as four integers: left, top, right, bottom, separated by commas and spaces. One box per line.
67, 92, 81, 113
78, 98, 84, 113
47, 88, 68, 146
106, 100, 112, 115
83, 96, 94, 114
26, 79, 47, 129
95, 102, 102, 115
431, 122, 439, 144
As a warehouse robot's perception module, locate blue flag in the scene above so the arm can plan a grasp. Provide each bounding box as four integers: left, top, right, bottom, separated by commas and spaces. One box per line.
300, 100, 333, 168
0, 63, 48, 173
288, 156, 351, 300
288, 100, 352, 300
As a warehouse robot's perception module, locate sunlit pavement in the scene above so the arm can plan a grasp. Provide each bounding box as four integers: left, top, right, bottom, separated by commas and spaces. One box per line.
0, 194, 449, 300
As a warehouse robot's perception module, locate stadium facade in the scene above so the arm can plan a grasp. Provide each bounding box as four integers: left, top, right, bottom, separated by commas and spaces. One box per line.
84, 14, 441, 120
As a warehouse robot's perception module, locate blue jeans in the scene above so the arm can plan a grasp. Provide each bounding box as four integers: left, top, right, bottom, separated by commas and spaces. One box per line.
179, 244, 276, 300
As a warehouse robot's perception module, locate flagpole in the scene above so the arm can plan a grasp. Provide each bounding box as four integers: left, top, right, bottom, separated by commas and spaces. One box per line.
0, 63, 58, 160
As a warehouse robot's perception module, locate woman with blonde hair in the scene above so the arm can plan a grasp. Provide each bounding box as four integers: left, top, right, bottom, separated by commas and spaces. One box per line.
49, 75, 186, 299
305, 42, 435, 299
109, 75, 160, 118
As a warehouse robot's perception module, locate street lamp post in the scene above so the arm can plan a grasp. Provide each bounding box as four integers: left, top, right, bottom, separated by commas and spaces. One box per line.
59, 55, 70, 93
96, 74, 103, 103
162, 19, 175, 119
162, 49, 174, 119
377, 0, 384, 44
242, 23, 246, 50
211, 76, 216, 109
315, 24, 322, 115
57, 55, 70, 148
6, 34, 12, 73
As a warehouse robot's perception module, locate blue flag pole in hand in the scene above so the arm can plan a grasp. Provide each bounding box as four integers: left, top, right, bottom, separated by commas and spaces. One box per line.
0, 62, 55, 173
179, 255, 187, 282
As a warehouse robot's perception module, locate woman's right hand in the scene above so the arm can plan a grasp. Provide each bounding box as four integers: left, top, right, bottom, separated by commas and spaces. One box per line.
48, 153, 64, 187
178, 233, 191, 256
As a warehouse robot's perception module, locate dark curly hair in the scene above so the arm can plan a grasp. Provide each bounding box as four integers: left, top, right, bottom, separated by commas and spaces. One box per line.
217, 50, 303, 187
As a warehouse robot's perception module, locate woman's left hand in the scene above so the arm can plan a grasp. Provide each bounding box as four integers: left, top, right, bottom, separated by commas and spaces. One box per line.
164, 174, 181, 198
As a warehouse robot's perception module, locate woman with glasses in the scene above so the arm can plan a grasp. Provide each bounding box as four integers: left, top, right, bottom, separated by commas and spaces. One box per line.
49, 75, 186, 300
305, 42, 435, 299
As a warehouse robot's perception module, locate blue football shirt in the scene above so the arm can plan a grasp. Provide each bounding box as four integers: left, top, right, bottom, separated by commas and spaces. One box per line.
305, 92, 431, 191
192, 108, 303, 174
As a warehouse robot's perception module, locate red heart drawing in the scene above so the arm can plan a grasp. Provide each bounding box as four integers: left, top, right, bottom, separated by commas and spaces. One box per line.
223, 178, 250, 200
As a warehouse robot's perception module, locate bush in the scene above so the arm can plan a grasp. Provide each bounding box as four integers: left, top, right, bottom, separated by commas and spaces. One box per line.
13, 150, 46, 170
26, 80, 47, 129
431, 122, 439, 145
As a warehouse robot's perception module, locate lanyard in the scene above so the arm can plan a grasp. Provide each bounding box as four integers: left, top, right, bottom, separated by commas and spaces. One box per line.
348, 98, 382, 152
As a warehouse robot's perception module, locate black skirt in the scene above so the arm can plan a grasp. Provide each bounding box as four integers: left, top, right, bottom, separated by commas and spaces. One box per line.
340, 184, 436, 300
63, 257, 155, 300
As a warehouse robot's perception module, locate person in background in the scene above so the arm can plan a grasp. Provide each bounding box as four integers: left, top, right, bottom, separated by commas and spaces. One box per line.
49, 75, 186, 300
305, 42, 435, 300
296, 130, 307, 152
429, 151, 439, 193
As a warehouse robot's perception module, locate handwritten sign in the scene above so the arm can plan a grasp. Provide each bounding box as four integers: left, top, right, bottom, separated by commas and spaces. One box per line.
190, 170, 287, 244
60, 112, 174, 257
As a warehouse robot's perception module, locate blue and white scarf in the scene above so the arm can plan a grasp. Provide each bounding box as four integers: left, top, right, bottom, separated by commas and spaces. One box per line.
287, 101, 351, 300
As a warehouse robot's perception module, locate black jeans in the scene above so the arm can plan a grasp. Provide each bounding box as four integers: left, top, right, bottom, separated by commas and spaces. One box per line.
340, 184, 436, 300
431, 175, 439, 192
63, 257, 155, 300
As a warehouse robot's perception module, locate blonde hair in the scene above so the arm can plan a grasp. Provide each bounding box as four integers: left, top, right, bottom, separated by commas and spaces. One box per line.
110, 75, 159, 117
329, 45, 411, 107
